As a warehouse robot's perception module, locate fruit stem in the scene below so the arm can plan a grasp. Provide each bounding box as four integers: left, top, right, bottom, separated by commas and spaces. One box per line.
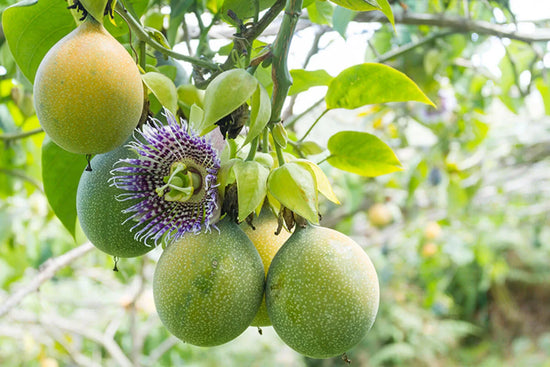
246, 137, 259, 161
298, 108, 328, 142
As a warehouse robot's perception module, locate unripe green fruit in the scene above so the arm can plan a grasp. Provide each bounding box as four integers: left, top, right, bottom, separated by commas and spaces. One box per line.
266, 224, 379, 359
77, 142, 153, 258
241, 208, 291, 327
33, 17, 143, 154
153, 218, 265, 346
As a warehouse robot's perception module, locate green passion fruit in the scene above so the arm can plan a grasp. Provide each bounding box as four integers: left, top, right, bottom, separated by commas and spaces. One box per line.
266, 224, 380, 359
77, 142, 153, 258
153, 218, 265, 346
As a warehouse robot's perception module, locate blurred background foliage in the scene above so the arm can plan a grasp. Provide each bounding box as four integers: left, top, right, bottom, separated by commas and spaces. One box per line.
1, 0, 550, 366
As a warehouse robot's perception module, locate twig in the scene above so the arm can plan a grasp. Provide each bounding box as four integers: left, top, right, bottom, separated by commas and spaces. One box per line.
0, 167, 44, 193
282, 25, 327, 121
221, 0, 286, 70
114, 1, 218, 70
0, 127, 44, 142
145, 335, 180, 365
0, 242, 94, 318
375, 31, 454, 63
354, 11, 550, 43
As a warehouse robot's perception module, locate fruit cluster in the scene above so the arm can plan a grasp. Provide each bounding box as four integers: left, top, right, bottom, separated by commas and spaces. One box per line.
35, 13, 380, 361
75, 117, 380, 359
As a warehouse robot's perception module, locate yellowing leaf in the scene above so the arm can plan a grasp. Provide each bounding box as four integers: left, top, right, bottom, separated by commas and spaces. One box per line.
294, 159, 340, 204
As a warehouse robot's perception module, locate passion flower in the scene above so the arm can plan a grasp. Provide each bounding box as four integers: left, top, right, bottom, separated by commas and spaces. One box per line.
110, 109, 221, 246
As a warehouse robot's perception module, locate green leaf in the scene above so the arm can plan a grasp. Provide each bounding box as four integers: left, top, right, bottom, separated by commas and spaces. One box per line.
376, 0, 395, 30
233, 160, 270, 222
327, 131, 402, 177
326, 63, 435, 110
243, 84, 271, 145
536, 78, 550, 115
307, 0, 334, 26
289, 69, 334, 96
268, 163, 319, 224
42, 138, 88, 237
142, 72, 178, 115
200, 69, 258, 134
294, 159, 340, 204
332, 6, 356, 38
221, 0, 277, 25
80, 0, 109, 23
329, 0, 379, 11
2, 0, 76, 83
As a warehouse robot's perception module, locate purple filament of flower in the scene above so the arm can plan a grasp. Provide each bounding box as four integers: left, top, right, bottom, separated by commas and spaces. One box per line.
110, 110, 220, 247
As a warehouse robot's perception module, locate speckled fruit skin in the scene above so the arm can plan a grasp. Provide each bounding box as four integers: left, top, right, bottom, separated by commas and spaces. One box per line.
241, 207, 291, 327
153, 218, 265, 347
266, 224, 380, 359
33, 17, 143, 154
77, 141, 153, 258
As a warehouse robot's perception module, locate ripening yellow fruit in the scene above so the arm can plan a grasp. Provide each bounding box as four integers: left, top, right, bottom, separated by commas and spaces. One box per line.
367, 203, 393, 228
241, 207, 291, 327
424, 221, 442, 240
33, 17, 143, 154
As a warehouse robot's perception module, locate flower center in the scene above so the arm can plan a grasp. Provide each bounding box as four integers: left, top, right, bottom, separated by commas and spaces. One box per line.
155, 161, 202, 202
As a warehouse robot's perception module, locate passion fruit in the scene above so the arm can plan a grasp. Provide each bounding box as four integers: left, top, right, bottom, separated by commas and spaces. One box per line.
77, 141, 153, 258
266, 224, 379, 359
153, 218, 265, 346
241, 207, 291, 327
33, 17, 143, 154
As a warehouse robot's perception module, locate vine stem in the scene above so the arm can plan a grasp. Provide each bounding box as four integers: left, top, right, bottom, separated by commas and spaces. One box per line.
298, 108, 328, 142
114, 1, 218, 71
269, 0, 303, 166
269, 0, 303, 124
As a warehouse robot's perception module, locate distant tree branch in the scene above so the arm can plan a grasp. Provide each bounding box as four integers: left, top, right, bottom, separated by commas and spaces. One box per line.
355, 11, 550, 43
0, 243, 94, 318
0, 128, 44, 142
0, 168, 43, 193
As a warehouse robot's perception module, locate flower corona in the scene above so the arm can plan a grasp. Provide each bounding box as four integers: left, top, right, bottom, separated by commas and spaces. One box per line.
110, 110, 221, 246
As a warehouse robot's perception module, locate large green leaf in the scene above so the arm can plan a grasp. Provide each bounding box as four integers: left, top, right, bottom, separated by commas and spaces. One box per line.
326, 63, 435, 110
2, 0, 76, 83
142, 72, 178, 115
327, 131, 402, 177
267, 162, 319, 224
42, 138, 88, 237
233, 160, 270, 222
288, 69, 333, 96
200, 69, 258, 134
